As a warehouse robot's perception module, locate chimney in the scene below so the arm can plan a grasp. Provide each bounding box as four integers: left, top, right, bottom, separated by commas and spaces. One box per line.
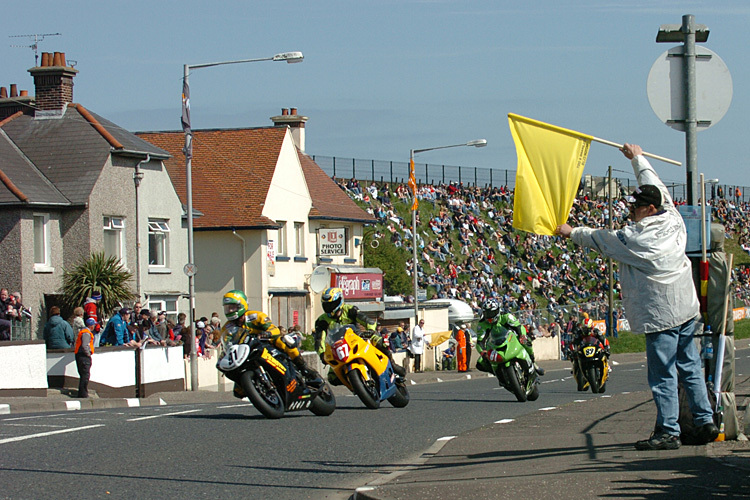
270, 107, 308, 153
27, 51, 78, 114
0, 81, 34, 120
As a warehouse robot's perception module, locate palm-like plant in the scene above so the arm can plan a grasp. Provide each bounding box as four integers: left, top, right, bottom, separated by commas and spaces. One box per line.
60, 252, 135, 316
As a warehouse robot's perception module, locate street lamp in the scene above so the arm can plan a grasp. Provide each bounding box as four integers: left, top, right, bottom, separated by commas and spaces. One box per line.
182, 51, 304, 391
409, 139, 487, 323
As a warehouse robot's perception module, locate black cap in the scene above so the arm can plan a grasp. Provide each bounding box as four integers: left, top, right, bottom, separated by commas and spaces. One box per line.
120, 307, 131, 315
626, 184, 662, 208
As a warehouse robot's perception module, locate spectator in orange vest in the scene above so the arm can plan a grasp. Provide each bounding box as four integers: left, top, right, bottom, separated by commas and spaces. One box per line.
75, 318, 96, 398
456, 326, 468, 372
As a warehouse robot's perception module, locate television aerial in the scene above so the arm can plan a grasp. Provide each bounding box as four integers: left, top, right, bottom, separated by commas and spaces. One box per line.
9, 33, 62, 65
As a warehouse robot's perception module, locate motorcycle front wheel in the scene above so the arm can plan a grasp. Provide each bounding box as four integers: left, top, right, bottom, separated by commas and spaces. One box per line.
309, 383, 336, 416
348, 368, 380, 409
241, 370, 285, 419
586, 365, 602, 394
503, 363, 527, 402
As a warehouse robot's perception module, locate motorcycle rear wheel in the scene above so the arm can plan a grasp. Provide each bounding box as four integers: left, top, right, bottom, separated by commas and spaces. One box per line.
241, 370, 284, 419
586, 366, 601, 394
387, 383, 410, 408
503, 363, 527, 402
309, 382, 336, 416
349, 368, 380, 409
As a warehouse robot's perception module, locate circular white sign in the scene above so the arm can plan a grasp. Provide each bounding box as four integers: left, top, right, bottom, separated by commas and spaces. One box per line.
647, 46, 732, 132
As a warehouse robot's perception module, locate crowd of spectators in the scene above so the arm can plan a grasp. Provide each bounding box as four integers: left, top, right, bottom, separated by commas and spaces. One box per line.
334, 175, 750, 335
0, 288, 30, 341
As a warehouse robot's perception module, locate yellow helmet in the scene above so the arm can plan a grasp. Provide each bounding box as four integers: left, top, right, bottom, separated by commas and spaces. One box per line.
321, 287, 344, 317
245, 311, 272, 331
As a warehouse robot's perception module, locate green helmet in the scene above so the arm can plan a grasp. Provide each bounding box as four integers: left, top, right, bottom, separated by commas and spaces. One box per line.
223, 290, 248, 321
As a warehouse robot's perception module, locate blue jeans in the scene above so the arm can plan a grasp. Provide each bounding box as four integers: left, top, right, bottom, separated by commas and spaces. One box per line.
645, 317, 714, 436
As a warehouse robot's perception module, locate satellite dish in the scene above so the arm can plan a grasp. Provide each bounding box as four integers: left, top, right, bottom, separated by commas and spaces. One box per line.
310, 266, 331, 293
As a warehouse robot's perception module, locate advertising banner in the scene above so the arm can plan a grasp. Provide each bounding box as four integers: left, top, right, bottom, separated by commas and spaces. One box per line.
331, 272, 383, 300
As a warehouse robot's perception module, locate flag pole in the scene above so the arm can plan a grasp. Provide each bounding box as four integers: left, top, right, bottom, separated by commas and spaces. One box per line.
591, 136, 682, 166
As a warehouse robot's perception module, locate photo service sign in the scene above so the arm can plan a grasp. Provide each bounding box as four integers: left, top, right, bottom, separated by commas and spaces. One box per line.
331, 273, 383, 300
318, 228, 346, 256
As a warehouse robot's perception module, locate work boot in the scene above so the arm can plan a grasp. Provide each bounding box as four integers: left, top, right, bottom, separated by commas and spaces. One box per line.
695, 422, 720, 444
534, 364, 545, 376
293, 357, 322, 386
392, 362, 406, 377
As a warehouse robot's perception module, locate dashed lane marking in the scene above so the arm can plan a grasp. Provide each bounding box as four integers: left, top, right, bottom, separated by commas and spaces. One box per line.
495, 418, 515, 424
126, 409, 201, 422
0, 424, 105, 445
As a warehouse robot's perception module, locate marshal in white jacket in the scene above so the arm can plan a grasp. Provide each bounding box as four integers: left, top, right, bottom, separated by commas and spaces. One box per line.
570, 155, 699, 334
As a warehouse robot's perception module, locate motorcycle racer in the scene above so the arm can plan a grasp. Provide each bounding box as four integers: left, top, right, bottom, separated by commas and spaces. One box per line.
314, 287, 406, 378
475, 299, 545, 376
222, 290, 320, 398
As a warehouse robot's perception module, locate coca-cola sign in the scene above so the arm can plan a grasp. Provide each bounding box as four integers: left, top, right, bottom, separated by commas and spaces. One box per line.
331, 272, 383, 300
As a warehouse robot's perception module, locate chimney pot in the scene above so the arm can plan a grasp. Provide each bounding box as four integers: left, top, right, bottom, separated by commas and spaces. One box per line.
281, 108, 289, 116
41, 52, 51, 67
60, 52, 67, 67
0, 87, 7, 99
10, 84, 18, 98
290, 107, 297, 115
53, 52, 63, 66
20, 90, 28, 97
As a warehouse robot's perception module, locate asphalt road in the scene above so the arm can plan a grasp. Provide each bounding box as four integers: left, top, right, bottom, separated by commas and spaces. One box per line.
0, 356, 658, 500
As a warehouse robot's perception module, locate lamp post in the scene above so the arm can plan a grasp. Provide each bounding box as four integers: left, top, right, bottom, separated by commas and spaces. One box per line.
409, 139, 487, 323
182, 51, 303, 391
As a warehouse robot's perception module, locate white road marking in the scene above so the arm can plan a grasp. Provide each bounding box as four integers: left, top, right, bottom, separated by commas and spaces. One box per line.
436, 378, 443, 383
217, 403, 254, 409
437, 436, 456, 441
126, 409, 201, 422
574, 399, 587, 403
0, 424, 104, 445
126, 399, 140, 407
539, 407, 557, 411
65, 401, 81, 411
495, 418, 515, 424
0, 404, 9, 415
3, 423, 67, 428
600, 395, 612, 398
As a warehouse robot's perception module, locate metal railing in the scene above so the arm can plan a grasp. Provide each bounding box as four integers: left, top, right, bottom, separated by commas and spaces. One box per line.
311, 154, 750, 204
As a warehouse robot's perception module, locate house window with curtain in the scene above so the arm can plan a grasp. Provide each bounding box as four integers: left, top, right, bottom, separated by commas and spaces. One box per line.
148, 219, 170, 267
33, 213, 51, 271
294, 222, 304, 256
277, 221, 287, 256
103, 216, 125, 266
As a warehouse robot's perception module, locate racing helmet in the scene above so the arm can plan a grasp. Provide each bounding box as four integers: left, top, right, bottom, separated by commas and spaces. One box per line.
321, 287, 344, 318
582, 317, 594, 332
482, 299, 502, 324
245, 311, 272, 331
223, 290, 248, 321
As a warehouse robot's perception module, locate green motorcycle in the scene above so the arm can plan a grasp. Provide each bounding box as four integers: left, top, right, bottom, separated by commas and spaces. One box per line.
478, 326, 540, 402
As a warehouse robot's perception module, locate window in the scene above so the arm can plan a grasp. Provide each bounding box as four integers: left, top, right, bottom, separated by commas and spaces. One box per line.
146, 295, 178, 324
294, 222, 304, 256
33, 213, 51, 269
103, 216, 125, 265
277, 221, 287, 255
148, 219, 170, 267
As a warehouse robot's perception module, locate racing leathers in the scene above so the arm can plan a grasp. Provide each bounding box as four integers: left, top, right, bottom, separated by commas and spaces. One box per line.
314, 304, 405, 380
475, 313, 544, 376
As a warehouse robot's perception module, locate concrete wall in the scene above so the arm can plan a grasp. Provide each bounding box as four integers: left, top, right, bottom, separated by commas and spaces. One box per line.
0, 341, 47, 396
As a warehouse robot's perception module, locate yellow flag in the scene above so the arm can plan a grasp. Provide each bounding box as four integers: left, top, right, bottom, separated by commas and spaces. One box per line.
508, 113, 592, 235
408, 158, 419, 210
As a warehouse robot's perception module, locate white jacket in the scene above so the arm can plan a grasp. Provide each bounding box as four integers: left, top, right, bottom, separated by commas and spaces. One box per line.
571, 155, 698, 334
411, 325, 426, 354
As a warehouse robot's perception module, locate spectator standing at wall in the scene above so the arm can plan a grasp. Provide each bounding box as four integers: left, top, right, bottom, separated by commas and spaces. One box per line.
83, 291, 102, 335
411, 319, 426, 373
43, 306, 74, 350
100, 307, 132, 347
557, 143, 718, 451
0, 288, 11, 340
70, 306, 85, 338
75, 318, 97, 398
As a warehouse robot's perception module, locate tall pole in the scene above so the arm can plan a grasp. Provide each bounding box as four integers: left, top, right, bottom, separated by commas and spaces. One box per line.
411, 149, 419, 323
183, 63, 198, 391
683, 14, 698, 204
607, 166, 614, 337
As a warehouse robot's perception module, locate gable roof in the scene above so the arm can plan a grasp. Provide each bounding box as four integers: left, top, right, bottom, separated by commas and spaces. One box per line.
0, 104, 170, 206
136, 127, 288, 229
298, 151, 375, 224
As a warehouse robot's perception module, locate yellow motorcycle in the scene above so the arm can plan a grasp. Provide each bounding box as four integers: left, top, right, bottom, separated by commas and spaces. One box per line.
323, 324, 409, 409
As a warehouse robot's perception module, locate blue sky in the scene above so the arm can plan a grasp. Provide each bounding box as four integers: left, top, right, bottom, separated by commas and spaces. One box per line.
3, 1, 749, 188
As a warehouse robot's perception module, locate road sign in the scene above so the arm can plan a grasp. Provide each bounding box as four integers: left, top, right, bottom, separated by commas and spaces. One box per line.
183, 263, 197, 277
647, 45, 732, 132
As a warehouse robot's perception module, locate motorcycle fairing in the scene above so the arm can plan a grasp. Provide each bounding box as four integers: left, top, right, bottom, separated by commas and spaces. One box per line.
218, 343, 250, 371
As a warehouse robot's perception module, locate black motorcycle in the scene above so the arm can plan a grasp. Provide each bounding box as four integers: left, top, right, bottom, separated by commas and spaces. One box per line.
216, 324, 335, 419
568, 335, 609, 394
